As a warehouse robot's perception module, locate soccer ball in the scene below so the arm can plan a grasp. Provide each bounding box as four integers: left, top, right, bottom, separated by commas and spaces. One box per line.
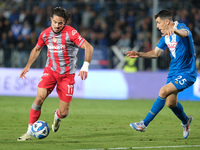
31, 120, 50, 139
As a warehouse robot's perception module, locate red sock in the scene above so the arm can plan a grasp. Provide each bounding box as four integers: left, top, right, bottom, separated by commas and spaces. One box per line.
56, 110, 63, 119
29, 107, 41, 125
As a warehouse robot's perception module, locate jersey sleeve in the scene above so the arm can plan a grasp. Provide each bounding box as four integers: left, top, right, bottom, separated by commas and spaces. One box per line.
157, 36, 167, 50
178, 23, 191, 37
68, 27, 86, 47
36, 32, 46, 49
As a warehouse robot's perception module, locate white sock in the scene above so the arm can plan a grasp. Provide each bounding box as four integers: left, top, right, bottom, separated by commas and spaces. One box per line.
26, 124, 33, 135
55, 110, 70, 120
55, 111, 59, 120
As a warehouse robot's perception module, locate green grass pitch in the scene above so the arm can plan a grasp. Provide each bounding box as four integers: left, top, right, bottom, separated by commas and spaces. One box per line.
0, 96, 200, 150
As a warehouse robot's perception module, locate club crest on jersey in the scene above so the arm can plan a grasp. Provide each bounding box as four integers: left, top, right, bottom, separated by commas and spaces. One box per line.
53, 37, 57, 43
72, 30, 77, 36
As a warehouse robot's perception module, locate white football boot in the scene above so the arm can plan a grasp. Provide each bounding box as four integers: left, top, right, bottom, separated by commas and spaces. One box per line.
17, 133, 32, 141
182, 115, 193, 139
130, 120, 147, 132
52, 110, 61, 132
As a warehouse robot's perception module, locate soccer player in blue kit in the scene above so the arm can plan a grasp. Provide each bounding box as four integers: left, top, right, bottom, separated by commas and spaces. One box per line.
126, 9, 197, 139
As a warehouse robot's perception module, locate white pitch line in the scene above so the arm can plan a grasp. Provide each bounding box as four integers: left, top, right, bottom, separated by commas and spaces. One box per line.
78, 145, 200, 150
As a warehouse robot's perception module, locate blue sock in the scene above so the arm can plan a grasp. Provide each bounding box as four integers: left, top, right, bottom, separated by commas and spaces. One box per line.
170, 102, 188, 125
143, 96, 166, 126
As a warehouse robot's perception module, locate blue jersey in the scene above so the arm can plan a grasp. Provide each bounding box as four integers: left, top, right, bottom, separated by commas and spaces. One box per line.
157, 21, 197, 78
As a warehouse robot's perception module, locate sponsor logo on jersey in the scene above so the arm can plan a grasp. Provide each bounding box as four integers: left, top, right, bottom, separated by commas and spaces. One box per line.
168, 41, 177, 58
78, 35, 82, 41
47, 45, 66, 50
167, 41, 177, 50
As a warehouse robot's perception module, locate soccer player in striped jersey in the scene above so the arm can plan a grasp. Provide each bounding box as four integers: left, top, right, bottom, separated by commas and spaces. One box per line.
18, 7, 94, 141
126, 9, 197, 139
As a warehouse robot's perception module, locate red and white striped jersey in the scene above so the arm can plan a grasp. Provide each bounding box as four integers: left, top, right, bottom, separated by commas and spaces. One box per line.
36, 25, 85, 74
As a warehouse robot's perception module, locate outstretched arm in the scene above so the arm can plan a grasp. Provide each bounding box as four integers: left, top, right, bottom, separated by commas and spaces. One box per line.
162, 28, 189, 38
78, 41, 94, 80
20, 46, 42, 79
126, 47, 163, 59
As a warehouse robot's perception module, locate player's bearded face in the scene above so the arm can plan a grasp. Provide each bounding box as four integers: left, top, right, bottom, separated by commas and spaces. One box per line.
51, 15, 66, 33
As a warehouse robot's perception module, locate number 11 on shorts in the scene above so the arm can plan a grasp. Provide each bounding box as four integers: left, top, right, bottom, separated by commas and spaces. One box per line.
67, 85, 74, 95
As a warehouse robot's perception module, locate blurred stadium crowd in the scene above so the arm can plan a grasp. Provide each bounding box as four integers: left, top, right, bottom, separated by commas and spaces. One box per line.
0, 0, 200, 70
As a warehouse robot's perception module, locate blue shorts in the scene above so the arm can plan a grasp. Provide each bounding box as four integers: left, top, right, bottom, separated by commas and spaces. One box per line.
166, 72, 197, 91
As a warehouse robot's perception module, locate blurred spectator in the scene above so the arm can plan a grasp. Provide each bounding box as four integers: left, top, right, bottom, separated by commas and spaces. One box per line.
4, 19, 11, 33
38, 0, 47, 9
136, 17, 152, 49
116, 32, 131, 48
117, 8, 126, 28
2, 5, 11, 19
1, 32, 11, 67
21, 22, 31, 39
9, 8, 19, 24
11, 19, 22, 40
16, 34, 29, 68
71, 6, 82, 30
0, 12, 6, 25
81, 5, 92, 29
1, 31, 16, 67
178, 8, 189, 26
125, 26, 136, 48
92, 18, 101, 33
97, 32, 109, 47
109, 27, 122, 46
24, 10, 35, 31
105, 9, 117, 32
126, 10, 135, 29
89, 10, 97, 29
34, 7, 46, 36
0, 20, 3, 38
19, 9, 27, 24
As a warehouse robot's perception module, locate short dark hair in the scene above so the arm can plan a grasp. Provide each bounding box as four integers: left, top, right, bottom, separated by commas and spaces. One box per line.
155, 9, 173, 21
52, 7, 71, 22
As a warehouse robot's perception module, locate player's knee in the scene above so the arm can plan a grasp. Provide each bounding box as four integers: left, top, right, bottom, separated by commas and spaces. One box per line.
159, 88, 168, 98
35, 95, 46, 106
166, 103, 174, 108
166, 101, 176, 108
